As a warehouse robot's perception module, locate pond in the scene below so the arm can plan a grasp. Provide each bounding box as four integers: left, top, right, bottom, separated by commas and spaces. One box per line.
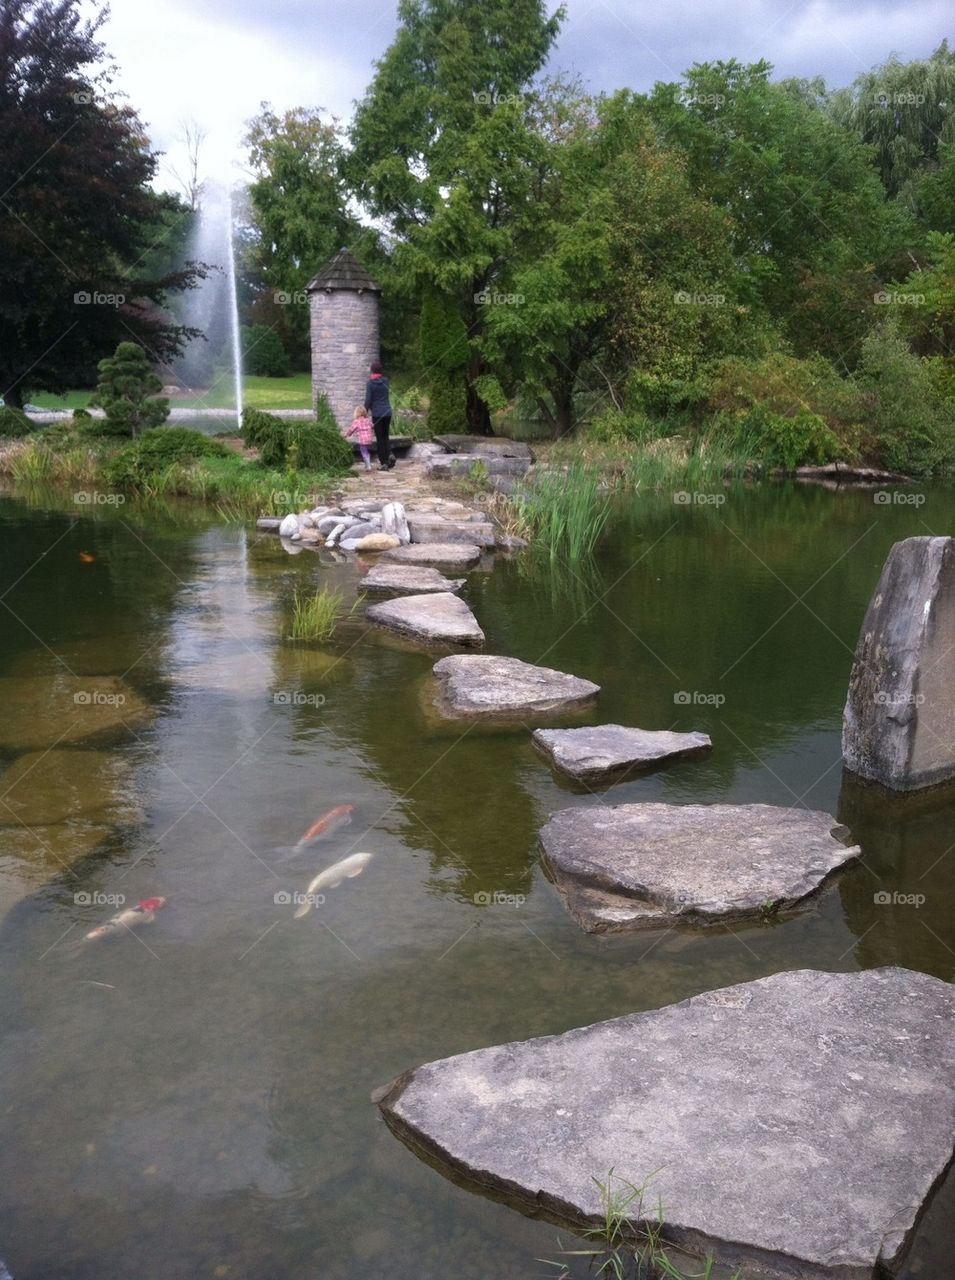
0, 480, 952, 1279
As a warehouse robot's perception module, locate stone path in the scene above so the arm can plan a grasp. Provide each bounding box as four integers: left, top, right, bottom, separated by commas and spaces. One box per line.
376, 968, 955, 1280
533, 725, 712, 784
365, 593, 484, 647
431, 655, 600, 721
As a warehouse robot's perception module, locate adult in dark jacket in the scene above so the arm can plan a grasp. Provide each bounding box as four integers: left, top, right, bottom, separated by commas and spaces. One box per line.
364, 359, 394, 470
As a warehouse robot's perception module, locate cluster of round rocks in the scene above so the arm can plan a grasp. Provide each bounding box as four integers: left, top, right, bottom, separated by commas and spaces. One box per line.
266, 500, 411, 554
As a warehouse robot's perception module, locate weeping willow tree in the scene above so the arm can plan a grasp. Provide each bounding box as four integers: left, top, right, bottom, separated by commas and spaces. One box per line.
830, 41, 955, 204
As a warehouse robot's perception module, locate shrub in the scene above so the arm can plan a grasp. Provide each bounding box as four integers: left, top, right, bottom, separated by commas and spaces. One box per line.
104, 428, 228, 488
706, 351, 866, 429
0, 405, 34, 438
290, 420, 353, 473
718, 406, 843, 471
242, 407, 287, 466
588, 408, 661, 444
243, 404, 353, 474
426, 378, 467, 435
241, 324, 290, 377
90, 341, 169, 437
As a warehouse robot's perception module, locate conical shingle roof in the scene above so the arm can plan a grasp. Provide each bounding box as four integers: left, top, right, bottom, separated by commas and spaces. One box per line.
306, 247, 381, 293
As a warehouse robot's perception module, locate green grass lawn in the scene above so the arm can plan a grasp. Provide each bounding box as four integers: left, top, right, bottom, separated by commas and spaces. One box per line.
29, 372, 314, 411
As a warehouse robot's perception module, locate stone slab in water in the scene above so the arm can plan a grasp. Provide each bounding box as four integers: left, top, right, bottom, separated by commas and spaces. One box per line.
383, 543, 482, 570
366, 593, 484, 647
376, 967, 955, 1280
425, 454, 530, 479
432, 655, 599, 720
0, 676, 152, 750
408, 518, 497, 548
255, 517, 282, 532
540, 802, 859, 933
843, 536, 955, 791
361, 565, 464, 595
533, 724, 712, 783
432, 434, 534, 461
0, 749, 140, 826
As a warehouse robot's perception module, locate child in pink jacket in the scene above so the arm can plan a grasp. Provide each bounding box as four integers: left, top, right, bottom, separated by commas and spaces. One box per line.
344, 404, 374, 469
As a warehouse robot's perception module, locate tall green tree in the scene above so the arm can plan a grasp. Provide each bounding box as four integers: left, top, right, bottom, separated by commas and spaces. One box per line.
348, 0, 564, 433
243, 104, 366, 366
0, 0, 201, 407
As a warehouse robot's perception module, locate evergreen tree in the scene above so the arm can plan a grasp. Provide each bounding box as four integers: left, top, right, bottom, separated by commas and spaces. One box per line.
90, 342, 169, 437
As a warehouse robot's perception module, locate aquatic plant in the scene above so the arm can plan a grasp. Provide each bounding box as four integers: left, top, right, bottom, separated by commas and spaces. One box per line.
514, 462, 611, 563
540, 1170, 743, 1280
288, 588, 352, 642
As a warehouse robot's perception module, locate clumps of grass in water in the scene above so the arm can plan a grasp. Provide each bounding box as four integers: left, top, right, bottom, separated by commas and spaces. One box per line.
515, 463, 611, 563
288, 588, 353, 643
541, 1170, 743, 1280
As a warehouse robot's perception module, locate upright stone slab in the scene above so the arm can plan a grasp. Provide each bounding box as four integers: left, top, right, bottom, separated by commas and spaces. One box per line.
306, 248, 381, 429
376, 968, 955, 1280
843, 536, 955, 790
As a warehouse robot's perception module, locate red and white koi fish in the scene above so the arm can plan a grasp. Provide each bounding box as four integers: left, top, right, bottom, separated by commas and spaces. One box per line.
83, 897, 166, 942
296, 804, 354, 848
293, 852, 374, 919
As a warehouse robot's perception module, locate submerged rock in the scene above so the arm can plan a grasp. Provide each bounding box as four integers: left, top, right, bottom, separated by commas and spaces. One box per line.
384, 543, 482, 570
843, 536, 955, 791
376, 967, 955, 1280
366, 593, 484, 647
0, 675, 152, 750
540, 802, 859, 932
361, 565, 464, 595
533, 724, 712, 784
432, 655, 599, 720
0, 749, 140, 827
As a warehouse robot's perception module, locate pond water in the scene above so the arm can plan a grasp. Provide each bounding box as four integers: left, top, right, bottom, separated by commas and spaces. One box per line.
0, 480, 952, 1280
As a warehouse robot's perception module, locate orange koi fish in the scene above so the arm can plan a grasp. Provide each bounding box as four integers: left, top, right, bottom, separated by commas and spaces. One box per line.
296, 804, 354, 848
79, 552, 96, 563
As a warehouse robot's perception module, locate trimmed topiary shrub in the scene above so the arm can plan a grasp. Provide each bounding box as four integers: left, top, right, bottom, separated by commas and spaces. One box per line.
90, 341, 169, 437
0, 405, 34, 438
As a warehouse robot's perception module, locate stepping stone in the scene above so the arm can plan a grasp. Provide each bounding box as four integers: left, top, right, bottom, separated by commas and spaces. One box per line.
431, 434, 534, 461
255, 517, 282, 532
843, 536, 955, 791
384, 543, 482, 570
540, 802, 859, 933
533, 724, 712, 784
0, 676, 152, 750
408, 517, 496, 548
361, 565, 464, 596
432, 655, 599, 720
0, 749, 140, 826
426, 454, 530, 479
375, 968, 955, 1280
366, 593, 484, 647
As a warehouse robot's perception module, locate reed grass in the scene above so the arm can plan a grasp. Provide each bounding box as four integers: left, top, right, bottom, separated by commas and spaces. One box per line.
288, 588, 352, 642
514, 462, 612, 563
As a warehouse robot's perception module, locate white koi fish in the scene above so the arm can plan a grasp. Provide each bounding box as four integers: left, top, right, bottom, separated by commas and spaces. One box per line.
294, 853, 373, 919
83, 897, 166, 942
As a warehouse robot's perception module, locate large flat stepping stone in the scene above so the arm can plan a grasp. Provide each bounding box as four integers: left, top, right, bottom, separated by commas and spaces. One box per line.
432, 655, 599, 720
533, 724, 712, 784
540, 802, 859, 933
0, 676, 152, 750
432, 433, 534, 460
366, 593, 484, 647
376, 968, 955, 1280
425, 454, 530, 479
383, 543, 482, 570
407, 517, 496, 548
361, 564, 464, 595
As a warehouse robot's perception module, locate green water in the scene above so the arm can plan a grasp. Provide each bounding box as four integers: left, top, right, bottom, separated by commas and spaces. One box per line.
0, 481, 952, 1280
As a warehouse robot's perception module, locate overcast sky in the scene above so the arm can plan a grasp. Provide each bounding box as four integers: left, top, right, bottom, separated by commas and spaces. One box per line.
87, 0, 951, 193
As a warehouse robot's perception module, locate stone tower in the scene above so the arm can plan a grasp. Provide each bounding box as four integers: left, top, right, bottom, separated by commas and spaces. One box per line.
306, 248, 382, 429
